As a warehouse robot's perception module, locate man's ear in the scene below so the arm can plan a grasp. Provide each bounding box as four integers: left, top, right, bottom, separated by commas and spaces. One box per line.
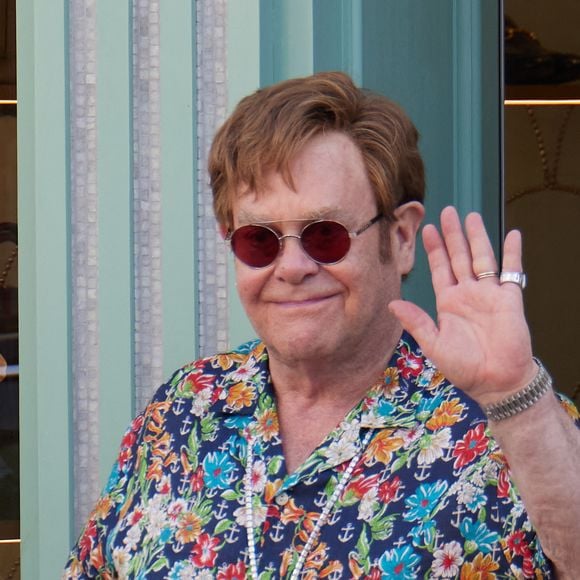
219, 223, 229, 239
391, 201, 425, 275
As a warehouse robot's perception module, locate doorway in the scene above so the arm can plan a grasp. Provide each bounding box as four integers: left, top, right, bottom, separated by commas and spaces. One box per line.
503, 0, 580, 402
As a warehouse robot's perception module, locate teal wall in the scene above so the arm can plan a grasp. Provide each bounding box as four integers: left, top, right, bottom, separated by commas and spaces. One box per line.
17, 0, 500, 576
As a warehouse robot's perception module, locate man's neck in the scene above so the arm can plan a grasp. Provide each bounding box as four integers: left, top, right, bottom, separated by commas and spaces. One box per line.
266, 324, 403, 403
265, 326, 403, 472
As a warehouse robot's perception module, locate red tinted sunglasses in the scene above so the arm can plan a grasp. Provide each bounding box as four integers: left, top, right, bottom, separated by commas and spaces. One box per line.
226, 214, 383, 268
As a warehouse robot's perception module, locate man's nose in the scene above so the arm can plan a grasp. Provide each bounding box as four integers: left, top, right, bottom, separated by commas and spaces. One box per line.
273, 235, 319, 282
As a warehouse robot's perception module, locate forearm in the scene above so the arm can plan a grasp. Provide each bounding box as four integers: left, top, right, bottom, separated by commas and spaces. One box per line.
488, 390, 580, 578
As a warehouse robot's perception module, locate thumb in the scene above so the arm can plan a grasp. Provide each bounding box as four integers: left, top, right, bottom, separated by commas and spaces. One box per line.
388, 299, 439, 354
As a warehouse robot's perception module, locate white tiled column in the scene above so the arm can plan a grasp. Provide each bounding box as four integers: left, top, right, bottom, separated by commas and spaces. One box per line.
69, 0, 101, 533
133, 0, 164, 412
196, 0, 229, 357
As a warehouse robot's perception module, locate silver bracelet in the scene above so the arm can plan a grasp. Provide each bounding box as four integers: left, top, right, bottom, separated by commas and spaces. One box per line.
482, 358, 553, 422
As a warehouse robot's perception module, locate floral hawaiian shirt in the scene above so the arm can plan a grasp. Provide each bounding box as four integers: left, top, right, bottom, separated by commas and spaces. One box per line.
63, 332, 580, 579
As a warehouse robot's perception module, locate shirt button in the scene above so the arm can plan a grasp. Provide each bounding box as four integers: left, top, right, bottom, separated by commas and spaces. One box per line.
275, 492, 290, 506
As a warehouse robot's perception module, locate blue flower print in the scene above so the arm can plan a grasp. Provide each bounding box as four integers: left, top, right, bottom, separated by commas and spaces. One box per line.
202, 452, 236, 488
409, 520, 436, 547
224, 433, 248, 457
403, 480, 448, 521
459, 517, 500, 554
233, 339, 261, 354
104, 463, 121, 494
223, 416, 253, 429
377, 400, 395, 417
159, 526, 172, 544
415, 396, 442, 421
379, 545, 421, 579
465, 489, 487, 512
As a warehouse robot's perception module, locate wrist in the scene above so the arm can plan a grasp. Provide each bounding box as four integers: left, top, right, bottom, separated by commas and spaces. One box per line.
482, 358, 553, 422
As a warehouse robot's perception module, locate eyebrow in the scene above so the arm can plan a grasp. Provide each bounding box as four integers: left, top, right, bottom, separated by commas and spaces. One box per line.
237, 206, 343, 225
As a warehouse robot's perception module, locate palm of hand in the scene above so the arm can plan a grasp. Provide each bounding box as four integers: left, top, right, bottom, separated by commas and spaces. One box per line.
429, 279, 533, 399
389, 207, 535, 406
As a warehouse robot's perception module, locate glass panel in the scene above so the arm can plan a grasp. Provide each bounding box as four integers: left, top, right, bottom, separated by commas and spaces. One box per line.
0, 0, 20, 576
504, 0, 580, 403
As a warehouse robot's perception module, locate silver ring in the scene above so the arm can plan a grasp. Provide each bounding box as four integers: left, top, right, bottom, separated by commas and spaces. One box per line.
475, 271, 499, 281
499, 271, 527, 289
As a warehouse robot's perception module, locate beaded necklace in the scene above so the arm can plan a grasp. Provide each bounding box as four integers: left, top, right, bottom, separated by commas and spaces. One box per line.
244, 429, 374, 580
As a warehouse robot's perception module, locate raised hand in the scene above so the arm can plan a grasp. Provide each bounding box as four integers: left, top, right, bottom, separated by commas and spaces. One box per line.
389, 206, 537, 406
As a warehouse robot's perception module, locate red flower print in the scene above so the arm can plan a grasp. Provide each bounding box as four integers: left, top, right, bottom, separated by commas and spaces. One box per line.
522, 553, 535, 577
79, 520, 97, 561
211, 386, 222, 403
507, 530, 531, 557
128, 508, 144, 526
157, 476, 171, 494
365, 566, 382, 580
191, 532, 219, 568
217, 561, 248, 580
348, 473, 380, 499
266, 504, 281, 519
396, 347, 424, 379
121, 430, 137, 449
497, 467, 511, 498
452, 423, 489, 469
118, 447, 132, 470
130, 414, 144, 433
183, 371, 215, 393
377, 476, 402, 503
190, 465, 204, 492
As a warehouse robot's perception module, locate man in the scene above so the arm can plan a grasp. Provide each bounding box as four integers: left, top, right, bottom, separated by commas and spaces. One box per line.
64, 72, 580, 579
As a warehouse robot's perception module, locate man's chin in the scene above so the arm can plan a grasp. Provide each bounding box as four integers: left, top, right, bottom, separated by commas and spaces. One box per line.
263, 333, 338, 365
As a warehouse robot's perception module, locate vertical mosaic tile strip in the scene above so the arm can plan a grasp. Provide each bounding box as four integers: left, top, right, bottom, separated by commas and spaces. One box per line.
196, 0, 229, 357
133, 0, 164, 411
69, 0, 101, 534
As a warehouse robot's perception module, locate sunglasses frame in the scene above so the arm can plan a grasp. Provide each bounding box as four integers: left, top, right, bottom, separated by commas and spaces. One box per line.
225, 214, 383, 268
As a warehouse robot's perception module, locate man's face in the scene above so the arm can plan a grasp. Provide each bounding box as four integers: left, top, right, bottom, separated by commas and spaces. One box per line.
230, 132, 422, 366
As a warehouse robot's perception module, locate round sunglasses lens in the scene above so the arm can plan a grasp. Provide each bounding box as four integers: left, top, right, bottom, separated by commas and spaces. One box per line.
231, 225, 279, 267
302, 221, 350, 264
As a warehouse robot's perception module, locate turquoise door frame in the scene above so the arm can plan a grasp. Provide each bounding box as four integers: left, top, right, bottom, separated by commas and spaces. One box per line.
17, 0, 500, 576
227, 0, 502, 346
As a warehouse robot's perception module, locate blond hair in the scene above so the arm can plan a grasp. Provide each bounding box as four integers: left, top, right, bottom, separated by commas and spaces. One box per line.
209, 71, 425, 229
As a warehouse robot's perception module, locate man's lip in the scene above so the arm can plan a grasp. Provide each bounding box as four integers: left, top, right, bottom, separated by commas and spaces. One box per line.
269, 294, 338, 306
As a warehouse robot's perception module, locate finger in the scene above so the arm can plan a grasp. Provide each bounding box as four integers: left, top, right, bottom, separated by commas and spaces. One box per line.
500, 229, 525, 293
422, 223, 457, 294
388, 299, 439, 357
502, 229, 523, 271
465, 212, 499, 282
440, 206, 474, 281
